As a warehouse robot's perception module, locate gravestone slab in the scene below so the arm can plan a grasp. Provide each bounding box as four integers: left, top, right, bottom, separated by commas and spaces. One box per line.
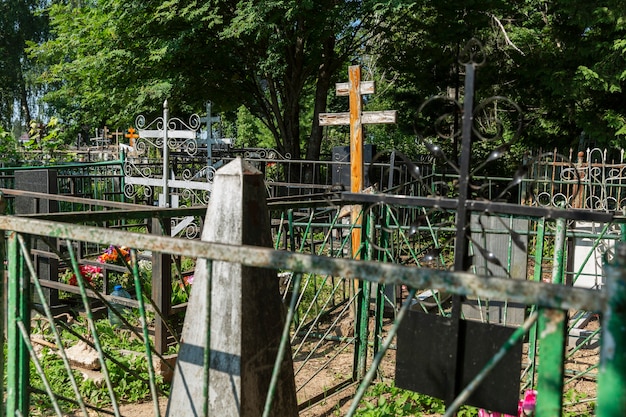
331, 144, 376, 188
14, 169, 59, 305
572, 221, 616, 289
14, 169, 59, 216
463, 214, 529, 326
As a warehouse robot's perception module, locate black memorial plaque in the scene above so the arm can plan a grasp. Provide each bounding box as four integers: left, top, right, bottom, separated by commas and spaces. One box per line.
332, 144, 376, 188
396, 309, 523, 416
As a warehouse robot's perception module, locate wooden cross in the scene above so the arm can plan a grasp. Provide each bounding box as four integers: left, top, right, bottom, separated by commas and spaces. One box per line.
109, 129, 125, 147
125, 127, 139, 148
102, 126, 110, 145
319, 65, 396, 259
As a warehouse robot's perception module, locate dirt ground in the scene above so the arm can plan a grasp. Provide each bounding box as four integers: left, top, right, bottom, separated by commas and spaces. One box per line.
62, 312, 600, 417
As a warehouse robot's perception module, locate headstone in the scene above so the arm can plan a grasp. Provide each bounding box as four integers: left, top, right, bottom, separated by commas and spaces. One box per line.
167, 158, 298, 417
572, 221, 614, 289
462, 214, 529, 326
14, 169, 59, 305
14, 169, 59, 215
332, 145, 376, 188
568, 221, 612, 347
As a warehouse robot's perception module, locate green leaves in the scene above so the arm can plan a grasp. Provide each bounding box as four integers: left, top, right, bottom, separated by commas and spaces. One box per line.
355, 381, 477, 416
7, 0, 626, 153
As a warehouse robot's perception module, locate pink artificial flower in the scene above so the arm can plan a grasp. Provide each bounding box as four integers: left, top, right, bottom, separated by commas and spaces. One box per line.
80, 265, 102, 278
521, 390, 537, 416
478, 389, 536, 417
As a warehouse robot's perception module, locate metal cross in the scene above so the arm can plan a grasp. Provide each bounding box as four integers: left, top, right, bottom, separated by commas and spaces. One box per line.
199, 101, 231, 167
125, 127, 139, 148
109, 128, 125, 147
339, 39, 616, 415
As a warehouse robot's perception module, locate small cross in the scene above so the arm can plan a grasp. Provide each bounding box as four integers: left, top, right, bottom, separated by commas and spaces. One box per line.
319, 65, 397, 259
125, 127, 139, 148
109, 129, 125, 147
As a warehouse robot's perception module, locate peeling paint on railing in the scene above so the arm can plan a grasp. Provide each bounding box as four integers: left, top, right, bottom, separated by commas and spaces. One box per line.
0, 215, 605, 313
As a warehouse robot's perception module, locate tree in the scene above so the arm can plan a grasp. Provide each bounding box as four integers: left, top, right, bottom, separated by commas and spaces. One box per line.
374, 0, 625, 152
28, 0, 626, 157
29, 0, 157, 136
0, 0, 49, 129
31, 0, 410, 172
521, 0, 626, 149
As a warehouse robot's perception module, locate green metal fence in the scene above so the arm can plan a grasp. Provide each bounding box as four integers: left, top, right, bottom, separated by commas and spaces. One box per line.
0, 160, 125, 214
1, 193, 625, 416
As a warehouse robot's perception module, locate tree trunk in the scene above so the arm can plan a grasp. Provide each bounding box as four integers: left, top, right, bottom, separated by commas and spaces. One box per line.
19, 66, 31, 125
304, 36, 336, 184
281, 32, 305, 183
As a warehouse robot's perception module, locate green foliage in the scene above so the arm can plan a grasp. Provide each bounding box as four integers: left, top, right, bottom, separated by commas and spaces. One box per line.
356, 382, 478, 416
27, 0, 421, 165
23, 117, 75, 163
235, 105, 274, 149
29, 316, 166, 414
6, 0, 626, 163
28, 1, 145, 130
0, 0, 49, 128
563, 387, 595, 417
374, 1, 626, 150
0, 126, 20, 164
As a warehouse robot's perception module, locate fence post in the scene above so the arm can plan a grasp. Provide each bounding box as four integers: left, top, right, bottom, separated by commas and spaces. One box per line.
597, 242, 626, 416
5, 232, 30, 416
527, 217, 546, 389
535, 217, 567, 417
161, 100, 170, 208
0, 194, 5, 417
353, 207, 375, 378
151, 217, 172, 355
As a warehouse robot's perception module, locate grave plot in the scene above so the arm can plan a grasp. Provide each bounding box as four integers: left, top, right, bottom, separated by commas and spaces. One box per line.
0, 146, 620, 416
2, 39, 626, 417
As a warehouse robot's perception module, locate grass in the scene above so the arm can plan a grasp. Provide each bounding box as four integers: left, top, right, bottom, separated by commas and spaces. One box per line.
28, 315, 167, 415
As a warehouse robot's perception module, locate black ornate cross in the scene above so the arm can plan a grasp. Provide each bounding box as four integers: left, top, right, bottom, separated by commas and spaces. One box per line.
342, 39, 614, 415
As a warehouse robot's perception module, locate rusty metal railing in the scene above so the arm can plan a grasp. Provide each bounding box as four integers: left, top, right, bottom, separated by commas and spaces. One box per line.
1, 210, 625, 415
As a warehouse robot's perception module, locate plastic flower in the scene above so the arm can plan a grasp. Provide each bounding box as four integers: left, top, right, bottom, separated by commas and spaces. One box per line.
80, 265, 102, 279
97, 245, 131, 265
183, 275, 194, 286
520, 390, 537, 416
479, 390, 536, 417
67, 267, 97, 286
